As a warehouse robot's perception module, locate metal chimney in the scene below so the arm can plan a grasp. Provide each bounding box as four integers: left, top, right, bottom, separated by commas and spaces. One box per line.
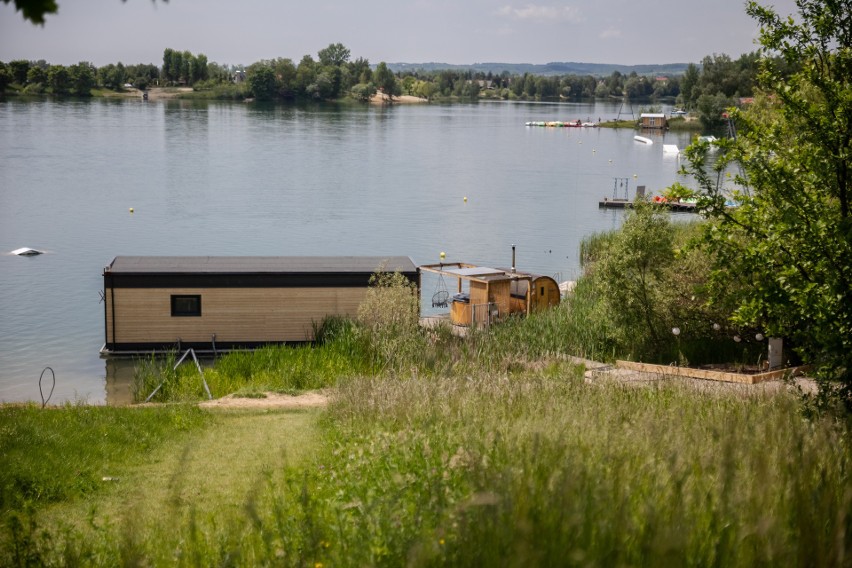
511, 244, 516, 273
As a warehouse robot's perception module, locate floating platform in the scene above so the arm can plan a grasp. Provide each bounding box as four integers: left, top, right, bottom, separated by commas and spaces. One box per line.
598, 199, 697, 212
525, 121, 596, 128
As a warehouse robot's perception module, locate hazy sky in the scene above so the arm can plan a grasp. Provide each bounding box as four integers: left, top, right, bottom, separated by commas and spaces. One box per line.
1, 0, 801, 68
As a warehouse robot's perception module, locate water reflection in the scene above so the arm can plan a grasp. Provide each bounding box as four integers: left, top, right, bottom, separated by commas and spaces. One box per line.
104, 358, 136, 406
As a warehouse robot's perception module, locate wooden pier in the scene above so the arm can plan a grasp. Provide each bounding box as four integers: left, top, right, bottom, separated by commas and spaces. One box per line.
598, 198, 698, 212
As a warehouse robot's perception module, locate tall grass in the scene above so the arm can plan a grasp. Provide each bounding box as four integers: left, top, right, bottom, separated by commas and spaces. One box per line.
307, 376, 851, 565
0, 404, 209, 512
134, 318, 376, 402
15, 374, 849, 565
0, 403, 210, 566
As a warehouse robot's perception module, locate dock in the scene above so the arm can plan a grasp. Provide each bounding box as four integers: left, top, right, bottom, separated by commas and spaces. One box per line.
598, 198, 698, 212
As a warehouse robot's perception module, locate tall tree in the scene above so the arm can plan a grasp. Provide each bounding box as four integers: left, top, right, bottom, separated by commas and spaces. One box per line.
318, 43, 350, 67
679, 63, 700, 108
247, 63, 276, 100
0, 63, 11, 92
47, 64, 69, 94
684, 0, 852, 407
69, 61, 96, 95
373, 62, 399, 99
26, 65, 46, 85
9, 60, 30, 85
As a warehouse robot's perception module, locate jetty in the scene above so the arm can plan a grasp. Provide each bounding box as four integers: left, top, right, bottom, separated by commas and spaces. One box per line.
598, 198, 697, 212
525, 120, 597, 128
598, 178, 698, 212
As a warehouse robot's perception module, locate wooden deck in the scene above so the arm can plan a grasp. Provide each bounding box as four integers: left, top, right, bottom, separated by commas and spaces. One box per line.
598, 199, 697, 212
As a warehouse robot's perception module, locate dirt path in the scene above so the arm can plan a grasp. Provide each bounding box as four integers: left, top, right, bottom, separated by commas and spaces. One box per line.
199, 390, 329, 409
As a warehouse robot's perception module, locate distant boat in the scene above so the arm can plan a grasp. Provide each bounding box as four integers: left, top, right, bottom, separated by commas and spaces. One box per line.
663, 144, 680, 154
634, 136, 653, 145
670, 109, 687, 117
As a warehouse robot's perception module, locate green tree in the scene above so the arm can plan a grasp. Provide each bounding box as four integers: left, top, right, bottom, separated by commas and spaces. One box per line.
684, 0, 852, 406
373, 62, 399, 99
162, 48, 176, 82
9, 60, 30, 85
247, 63, 276, 100
26, 64, 46, 86
349, 57, 371, 84
192, 53, 208, 84
294, 55, 317, 96
47, 64, 69, 94
271, 58, 297, 98
679, 63, 700, 108
593, 202, 676, 359
0, 62, 11, 92
69, 61, 96, 95
351, 82, 377, 102
318, 43, 350, 67
696, 92, 733, 130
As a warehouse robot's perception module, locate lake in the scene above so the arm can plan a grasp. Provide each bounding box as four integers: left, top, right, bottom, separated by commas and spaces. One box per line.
0, 98, 696, 404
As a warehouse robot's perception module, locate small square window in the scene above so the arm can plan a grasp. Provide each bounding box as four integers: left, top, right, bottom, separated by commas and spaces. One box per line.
171, 295, 201, 317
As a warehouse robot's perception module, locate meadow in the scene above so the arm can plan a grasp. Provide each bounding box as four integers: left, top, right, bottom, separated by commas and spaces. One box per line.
2, 370, 850, 566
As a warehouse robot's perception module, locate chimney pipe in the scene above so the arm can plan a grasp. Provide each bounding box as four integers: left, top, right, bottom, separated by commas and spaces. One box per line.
511, 244, 516, 273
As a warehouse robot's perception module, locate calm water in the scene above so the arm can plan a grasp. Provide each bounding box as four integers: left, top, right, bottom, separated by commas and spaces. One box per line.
0, 98, 695, 404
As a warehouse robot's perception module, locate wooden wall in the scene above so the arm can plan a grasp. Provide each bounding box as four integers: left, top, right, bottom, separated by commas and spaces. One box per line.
106, 287, 368, 345
531, 277, 560, 312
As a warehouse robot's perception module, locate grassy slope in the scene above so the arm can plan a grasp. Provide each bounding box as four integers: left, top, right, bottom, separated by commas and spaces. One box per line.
38, 408, 321, 529
3, 379, 850, 566
1, 406, 323, 565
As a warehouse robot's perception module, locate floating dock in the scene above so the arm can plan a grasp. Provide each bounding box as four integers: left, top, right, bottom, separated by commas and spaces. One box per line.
525, 121, 597, 127
598, 198, 697, 212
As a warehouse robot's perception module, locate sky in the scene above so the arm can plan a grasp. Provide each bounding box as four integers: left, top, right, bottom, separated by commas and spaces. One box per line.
1, 0, 802, 68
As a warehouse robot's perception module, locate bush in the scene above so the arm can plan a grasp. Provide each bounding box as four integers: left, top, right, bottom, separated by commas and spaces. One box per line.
357, 269, 424, 372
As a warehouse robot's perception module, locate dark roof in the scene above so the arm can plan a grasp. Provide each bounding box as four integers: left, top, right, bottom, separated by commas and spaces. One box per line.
106, 256, 417, 275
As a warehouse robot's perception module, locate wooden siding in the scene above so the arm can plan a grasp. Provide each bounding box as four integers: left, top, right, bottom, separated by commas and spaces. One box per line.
488, 280, 511, 315
531, 277, 560, 312
106, 287, 367, 345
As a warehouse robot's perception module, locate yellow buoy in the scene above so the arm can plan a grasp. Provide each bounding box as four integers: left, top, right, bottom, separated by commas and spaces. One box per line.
440, 251, 446, 260
463, 196, 467, 202
129, 207, 134, 213
633, 174, 638, 178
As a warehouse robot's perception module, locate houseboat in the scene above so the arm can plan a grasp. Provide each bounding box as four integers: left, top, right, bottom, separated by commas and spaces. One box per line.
101, 255, 418, 354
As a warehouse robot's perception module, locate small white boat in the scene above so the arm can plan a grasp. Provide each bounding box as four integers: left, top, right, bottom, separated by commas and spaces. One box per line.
634, 136, 653, 145
663, 144, 680, 154
11, 247, 43, 256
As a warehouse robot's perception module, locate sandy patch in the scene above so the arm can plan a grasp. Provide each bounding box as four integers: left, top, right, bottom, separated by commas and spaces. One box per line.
370, 93, 428, 104
198, 391, 329, 409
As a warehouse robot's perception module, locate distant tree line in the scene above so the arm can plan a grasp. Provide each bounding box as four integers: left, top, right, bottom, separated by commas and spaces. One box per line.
0, 43, 793, 125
